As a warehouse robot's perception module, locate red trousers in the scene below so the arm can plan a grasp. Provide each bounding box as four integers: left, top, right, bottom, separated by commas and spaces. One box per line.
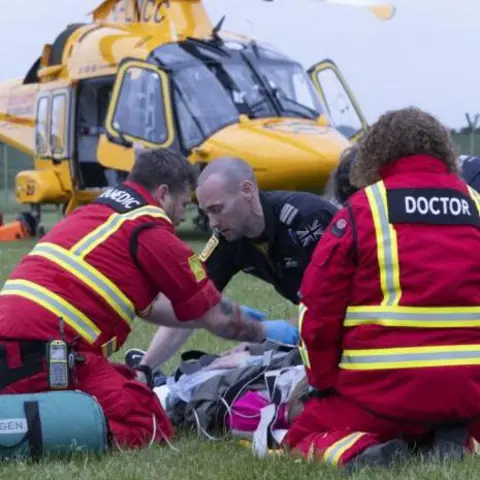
283, 394, 480, 467
1, 350, 174, 449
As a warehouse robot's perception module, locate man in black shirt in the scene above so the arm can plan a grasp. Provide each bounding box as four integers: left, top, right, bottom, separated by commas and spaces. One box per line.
126, 157, 339, 370
197, 165, 338, 304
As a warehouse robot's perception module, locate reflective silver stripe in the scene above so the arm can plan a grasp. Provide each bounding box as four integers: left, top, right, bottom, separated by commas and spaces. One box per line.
30, 243, 135, 324
340, 347, 480, 369
345, 309, 480, 325
0, 280, 100, 343
71, 206, 169, 257
369, 182, 397, 306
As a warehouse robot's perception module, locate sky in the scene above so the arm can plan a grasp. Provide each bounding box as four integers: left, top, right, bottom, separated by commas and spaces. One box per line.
0, 0, 478, 129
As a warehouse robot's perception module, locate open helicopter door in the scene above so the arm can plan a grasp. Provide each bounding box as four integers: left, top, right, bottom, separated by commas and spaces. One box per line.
97, 58, 176, 176
308, 59, 368, 143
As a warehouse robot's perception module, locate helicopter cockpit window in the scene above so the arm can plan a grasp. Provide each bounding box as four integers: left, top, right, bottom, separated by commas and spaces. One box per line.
35, 96, 49, 156
111, 66, 168, 144
172, 64, 239, 150
313, 67, 363, 138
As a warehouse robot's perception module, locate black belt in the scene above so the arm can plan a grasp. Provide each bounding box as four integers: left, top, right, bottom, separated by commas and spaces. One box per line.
0, 340, 47, 390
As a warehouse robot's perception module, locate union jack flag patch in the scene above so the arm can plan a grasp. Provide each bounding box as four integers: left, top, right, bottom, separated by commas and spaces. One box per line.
295, 219, 326, 246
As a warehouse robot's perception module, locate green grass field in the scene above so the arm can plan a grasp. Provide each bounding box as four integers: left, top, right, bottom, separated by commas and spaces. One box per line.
0, 220, 479, 479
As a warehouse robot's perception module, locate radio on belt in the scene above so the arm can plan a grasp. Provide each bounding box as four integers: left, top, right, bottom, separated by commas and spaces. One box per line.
47, 340, 69, 389
48, 316, 70, 390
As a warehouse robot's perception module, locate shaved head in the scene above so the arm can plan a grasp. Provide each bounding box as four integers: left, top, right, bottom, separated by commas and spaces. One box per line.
196, 157, 263, 241
197, 157, 257, 192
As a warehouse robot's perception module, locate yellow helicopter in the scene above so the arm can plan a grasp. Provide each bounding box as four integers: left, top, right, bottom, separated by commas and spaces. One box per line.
0, 0, 395, 233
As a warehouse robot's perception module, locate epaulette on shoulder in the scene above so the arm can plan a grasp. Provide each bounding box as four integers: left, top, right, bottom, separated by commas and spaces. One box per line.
199, 233, 221, 262
278, 202, 300, 227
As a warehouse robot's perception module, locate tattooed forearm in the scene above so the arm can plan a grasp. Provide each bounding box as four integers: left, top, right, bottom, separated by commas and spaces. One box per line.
206, 298, 265, 343
216, 317, 264, 343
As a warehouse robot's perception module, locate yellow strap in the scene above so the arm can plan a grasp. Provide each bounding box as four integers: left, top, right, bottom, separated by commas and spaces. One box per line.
298, 302, 311, 368
0, 279, 101, 344
467, 186, 480, 214
101, 337, 118, 357
323, 432, 367, 466
365, 181, 402, 307
71, 206, 171, 258
29, 242, 135, 326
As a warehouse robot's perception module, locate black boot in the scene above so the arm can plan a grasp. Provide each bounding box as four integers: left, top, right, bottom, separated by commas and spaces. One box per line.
424, 425, 468, 462
344, 439, 410, 474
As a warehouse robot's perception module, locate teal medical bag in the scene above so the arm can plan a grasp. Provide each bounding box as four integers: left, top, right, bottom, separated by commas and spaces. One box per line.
0, 390, 110, 461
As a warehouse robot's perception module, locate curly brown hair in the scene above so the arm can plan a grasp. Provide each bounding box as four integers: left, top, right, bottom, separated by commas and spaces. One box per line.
325, 145, 360, 204
350, 106, 460, 188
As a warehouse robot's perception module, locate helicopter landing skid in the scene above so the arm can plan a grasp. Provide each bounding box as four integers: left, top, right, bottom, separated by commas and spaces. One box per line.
28, 204, 46, 237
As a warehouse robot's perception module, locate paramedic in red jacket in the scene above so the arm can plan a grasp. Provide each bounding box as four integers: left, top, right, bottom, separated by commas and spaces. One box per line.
284, 107, 480, 471
0, 147, 279, 450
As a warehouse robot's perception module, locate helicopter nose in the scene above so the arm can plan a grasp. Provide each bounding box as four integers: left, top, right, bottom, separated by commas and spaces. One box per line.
276, 133, 350, 189
201, 118, 352, 192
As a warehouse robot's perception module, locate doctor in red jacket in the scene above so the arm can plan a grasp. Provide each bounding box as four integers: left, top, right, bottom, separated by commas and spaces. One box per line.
284, 107, 480, 471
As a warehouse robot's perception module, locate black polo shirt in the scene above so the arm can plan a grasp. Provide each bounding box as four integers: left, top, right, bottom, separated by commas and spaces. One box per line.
198, 190, 339, 304
459, 155, 480, 192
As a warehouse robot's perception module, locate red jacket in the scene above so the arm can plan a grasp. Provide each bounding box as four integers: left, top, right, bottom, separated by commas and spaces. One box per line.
299, 155, 480, 423
0, 181, 220, 356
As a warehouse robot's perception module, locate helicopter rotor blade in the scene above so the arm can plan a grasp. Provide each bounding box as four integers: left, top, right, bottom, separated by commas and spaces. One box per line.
261, 0, 396, 21
314, 0, 396, 20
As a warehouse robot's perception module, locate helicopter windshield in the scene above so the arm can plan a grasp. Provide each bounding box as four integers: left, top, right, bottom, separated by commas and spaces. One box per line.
150, 41, 325, 150
255, 61, 322, 119
241, 44, 324, 120
172, 64, 240, 150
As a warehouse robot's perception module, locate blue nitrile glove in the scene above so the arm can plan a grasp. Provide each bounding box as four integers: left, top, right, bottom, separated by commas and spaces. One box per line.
263, 320, 299, 345
240, 305, 268, 321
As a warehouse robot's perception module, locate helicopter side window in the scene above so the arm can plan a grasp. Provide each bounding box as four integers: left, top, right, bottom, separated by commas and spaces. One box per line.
173, 87, 204, 150
111, 66, 168, 145
51, 93, 67, 158
312, 67, 363, 138
35, 96, 50, 157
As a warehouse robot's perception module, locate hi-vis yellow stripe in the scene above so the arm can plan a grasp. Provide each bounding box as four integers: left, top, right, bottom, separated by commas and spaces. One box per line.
0, 279, 101, 344
365, 181, 401, 307
29, 242, 136, 326
340, 344, 480, 370
467, 186, 480, 214
298, 302, 311, 368
323, 432, 367, 466
71, 206, 171, 258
